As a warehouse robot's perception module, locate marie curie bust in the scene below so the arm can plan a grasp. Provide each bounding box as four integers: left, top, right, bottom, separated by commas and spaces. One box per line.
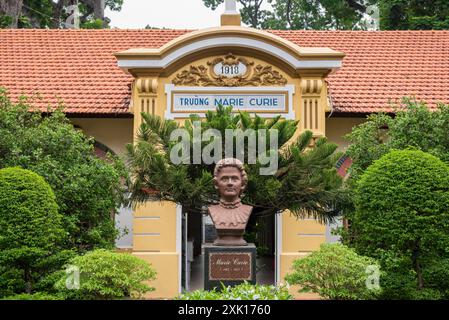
208, 158, 253, 246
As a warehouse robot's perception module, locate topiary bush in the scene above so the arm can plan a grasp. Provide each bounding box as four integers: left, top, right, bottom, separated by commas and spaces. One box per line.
177, 282, 292, 300
350, 149, 449, 299
285, 243, 382, 300
54, 249, 157, 300
0, 167, 67, 296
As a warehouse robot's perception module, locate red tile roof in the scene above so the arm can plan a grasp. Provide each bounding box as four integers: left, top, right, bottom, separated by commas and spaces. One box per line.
1, 29, 448, 114
271, 30, 449, 113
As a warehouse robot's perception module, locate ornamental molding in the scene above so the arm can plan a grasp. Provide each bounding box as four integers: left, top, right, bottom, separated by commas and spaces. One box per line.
300, 78, 323, 95
136, 78, 158, 94
172, 53, 288, 87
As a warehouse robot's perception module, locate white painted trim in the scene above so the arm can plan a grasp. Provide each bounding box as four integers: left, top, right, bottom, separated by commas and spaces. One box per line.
117, 36, 342, 71
275, 211, 282, 285
176, 204, 182, 294
164, 84, 296, 120
184, 211, 189, 292
116, 245, 133, 249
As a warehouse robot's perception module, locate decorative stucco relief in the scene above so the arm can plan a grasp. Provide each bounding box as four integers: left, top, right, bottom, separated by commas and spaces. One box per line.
172, 53, 287, 87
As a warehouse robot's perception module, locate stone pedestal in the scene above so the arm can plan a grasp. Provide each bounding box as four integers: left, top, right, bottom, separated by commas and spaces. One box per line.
203, 243, 256, 291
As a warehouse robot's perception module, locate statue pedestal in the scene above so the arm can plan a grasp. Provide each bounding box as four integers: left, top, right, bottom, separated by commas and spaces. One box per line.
203, 243, 256, 291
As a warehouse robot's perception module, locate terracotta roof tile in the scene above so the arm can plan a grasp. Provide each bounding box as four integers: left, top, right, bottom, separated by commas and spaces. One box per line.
0, 29, 189, 114
1, 29, 448, 114
270, 30, 449, 113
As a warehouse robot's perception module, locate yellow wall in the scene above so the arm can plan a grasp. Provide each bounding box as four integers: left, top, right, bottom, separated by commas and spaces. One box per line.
280, 212, 326, 299
133, 201, 180, 299
134, 252, 179, 299
70, 118, 133, 155
326, 117, 367, 150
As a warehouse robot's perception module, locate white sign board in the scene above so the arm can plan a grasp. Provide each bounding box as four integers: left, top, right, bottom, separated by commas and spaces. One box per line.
165, 84, 295, 119
173, 93, 286, 112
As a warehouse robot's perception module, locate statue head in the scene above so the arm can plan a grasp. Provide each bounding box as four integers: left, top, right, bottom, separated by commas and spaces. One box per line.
213, 158, 248, 202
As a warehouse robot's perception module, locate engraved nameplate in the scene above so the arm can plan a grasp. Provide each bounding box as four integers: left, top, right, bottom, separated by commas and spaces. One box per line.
209, 252, 252, 281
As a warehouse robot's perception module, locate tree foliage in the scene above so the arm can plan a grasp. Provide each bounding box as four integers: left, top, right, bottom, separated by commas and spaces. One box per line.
346, 150, 449, 299
54, 249, 157, 300
0, 0, 123, 29
203, 0, 449, 30
0, 167, 66, 296
285, 243, 382, 299
203, 0, 375, 29
266, 0, 376, 30
345, 99, 449, 183
379, 0, 449, 30
127, 105, 349, 223
0, 88, 129, 252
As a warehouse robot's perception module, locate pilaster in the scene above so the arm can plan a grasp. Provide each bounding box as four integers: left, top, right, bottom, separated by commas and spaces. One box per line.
298, 75, 328, 138
132, 77, 159, 141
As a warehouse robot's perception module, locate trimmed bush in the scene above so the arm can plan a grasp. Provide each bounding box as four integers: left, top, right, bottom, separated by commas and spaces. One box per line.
0, 167, 66, 296
351, 149, 449, 299
285, 243, 382, 300
178, 282, 292, 300
54, 249, 156, 300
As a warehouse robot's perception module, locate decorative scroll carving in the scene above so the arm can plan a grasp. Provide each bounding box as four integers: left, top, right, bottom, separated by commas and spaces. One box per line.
208, 53, 252, 68
244, 65, 287, 86
172, 53, 287, 87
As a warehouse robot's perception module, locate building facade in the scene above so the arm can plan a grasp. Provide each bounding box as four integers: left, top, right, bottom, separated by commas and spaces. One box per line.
1, 7, 448, 299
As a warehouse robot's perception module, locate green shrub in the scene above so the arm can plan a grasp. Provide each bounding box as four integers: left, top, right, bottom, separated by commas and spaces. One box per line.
0, 167, 66, 296
345, 99, 449, 183
178, 282, 292, 300
285, 243, 381, 300
0, 15, 13, 28
0, 89, 129, 251
350, 149, 449, 299
2, 292, 63, 300
54, 249, 156, 300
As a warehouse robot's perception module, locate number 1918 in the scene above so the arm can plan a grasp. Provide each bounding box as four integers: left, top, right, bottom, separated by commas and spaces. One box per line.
221, 65, 240, 75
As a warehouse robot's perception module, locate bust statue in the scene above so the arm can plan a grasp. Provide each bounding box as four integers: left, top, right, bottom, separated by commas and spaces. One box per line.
208, 158, 253, 246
